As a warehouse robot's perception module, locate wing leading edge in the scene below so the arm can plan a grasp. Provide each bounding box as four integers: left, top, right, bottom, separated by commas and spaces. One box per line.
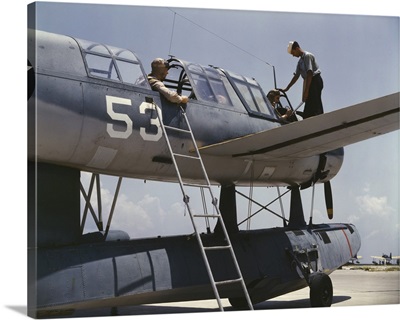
199, 92, 399, 160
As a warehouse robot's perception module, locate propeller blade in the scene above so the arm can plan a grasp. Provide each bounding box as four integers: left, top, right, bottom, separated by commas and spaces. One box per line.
324, 181, 333, 219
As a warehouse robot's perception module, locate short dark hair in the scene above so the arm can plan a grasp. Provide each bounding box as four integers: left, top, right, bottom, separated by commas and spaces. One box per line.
292, 41, 300, 50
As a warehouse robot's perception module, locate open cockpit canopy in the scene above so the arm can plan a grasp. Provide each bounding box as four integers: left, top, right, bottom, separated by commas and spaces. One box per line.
165, 58, 278, 120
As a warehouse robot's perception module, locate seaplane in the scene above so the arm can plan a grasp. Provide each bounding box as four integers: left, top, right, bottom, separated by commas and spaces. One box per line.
27, 28, 399, 318
371, 253, 400, 265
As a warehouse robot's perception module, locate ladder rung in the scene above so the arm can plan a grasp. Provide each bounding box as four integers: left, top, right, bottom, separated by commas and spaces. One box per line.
204, 245, 231, 251
173, 153, 200, 160
215, 278, 243, 286
164, 125, 191, 134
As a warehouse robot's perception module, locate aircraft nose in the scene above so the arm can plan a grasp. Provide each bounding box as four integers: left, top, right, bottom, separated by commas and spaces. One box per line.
349, 224, 362, 255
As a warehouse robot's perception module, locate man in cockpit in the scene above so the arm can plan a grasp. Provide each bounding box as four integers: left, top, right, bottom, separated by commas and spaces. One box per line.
147, 58, 189, 104
267, 89, 295, 121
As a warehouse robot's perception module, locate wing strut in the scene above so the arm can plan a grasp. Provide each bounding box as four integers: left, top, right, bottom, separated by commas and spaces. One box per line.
154, 100, 253, 311
80, 173, 123, 239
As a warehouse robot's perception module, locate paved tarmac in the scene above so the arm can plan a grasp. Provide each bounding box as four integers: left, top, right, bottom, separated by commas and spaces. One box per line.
62, 267, 399, 319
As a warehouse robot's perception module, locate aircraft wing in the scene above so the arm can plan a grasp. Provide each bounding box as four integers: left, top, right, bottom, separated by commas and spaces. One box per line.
199, 93, 399, 160
371, 256, 385, 260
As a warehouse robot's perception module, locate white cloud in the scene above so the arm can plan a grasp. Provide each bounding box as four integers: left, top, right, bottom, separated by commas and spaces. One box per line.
111, 193, 156, 237
352, 186, 399, 259
138, 194, 164, 214
362, 184, 371, 194
355, 194, 394, 216
347, 214, 360, 224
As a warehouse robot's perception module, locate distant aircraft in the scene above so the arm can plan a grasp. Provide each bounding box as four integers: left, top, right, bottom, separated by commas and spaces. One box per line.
371, 253, 400, 265
27, 28, 399, 317
347, 255, 362, 264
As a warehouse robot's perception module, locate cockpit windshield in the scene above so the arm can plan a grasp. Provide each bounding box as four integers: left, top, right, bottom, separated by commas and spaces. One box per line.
76, 38, 149, 88
165, 60, 243, 108
224, 71, 275, 118
186, 63, 234, 105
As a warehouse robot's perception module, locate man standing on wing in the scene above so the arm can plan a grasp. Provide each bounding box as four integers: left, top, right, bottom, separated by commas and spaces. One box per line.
282, 41, 324, 118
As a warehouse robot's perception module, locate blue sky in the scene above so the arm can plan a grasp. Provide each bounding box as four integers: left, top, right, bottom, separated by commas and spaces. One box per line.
2, 1, 400, 320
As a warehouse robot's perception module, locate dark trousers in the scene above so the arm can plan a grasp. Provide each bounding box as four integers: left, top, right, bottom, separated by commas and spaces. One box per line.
304, 74, 324, 118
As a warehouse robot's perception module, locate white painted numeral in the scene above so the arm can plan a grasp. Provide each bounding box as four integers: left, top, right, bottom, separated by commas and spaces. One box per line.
106, 96, 133, 139
139, 102, 162, 141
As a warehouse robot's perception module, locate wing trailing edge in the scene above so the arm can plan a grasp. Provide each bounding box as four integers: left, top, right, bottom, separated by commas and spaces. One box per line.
199, 92, 399, 160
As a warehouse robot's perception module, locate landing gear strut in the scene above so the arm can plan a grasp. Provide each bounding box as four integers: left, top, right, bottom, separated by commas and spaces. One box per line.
287, 248, 333, 307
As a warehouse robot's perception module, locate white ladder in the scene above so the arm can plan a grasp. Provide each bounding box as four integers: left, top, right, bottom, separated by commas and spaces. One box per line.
155, 105, 253, 311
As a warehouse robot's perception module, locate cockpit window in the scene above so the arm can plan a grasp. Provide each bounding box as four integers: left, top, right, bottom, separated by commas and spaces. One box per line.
164, 60, 237, 106
225, 71, 275, 118
76, 38, 149, 88
186, 63, 234, 106
190, 72, 216, 103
